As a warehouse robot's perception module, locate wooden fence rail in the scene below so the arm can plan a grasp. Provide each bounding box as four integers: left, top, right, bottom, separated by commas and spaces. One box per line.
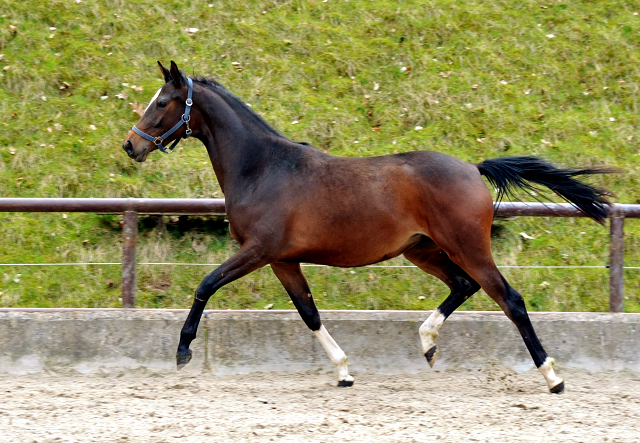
0, 198, 636, 311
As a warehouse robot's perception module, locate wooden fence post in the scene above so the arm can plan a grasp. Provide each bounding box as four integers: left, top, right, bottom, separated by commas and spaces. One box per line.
609, 204, 625, 313
122, 210, 138, 308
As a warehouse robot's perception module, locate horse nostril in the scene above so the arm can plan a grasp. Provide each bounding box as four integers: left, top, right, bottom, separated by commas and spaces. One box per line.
123, 140, 133, 155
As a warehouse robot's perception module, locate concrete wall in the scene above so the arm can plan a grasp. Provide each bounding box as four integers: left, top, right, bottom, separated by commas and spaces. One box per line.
0, 309, 638, 375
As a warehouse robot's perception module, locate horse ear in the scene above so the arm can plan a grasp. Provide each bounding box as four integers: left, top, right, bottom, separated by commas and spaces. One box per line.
157, 61, 172, 83
169, 61, 183, 88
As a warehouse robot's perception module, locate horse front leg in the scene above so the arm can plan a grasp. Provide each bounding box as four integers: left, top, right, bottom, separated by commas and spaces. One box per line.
176, 243, 269, 369
271, 262, 354, 387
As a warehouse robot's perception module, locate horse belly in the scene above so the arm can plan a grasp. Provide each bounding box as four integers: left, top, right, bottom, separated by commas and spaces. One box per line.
284, 224, 423, 267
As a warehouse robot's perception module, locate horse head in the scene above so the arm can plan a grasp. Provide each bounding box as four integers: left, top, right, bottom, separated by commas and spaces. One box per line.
122, 61, 193, 162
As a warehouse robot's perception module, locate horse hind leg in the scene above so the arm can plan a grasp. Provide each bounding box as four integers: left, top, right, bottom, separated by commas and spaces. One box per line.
442, 246, 564, 394
496, 275, 564, 393
403, 238, 481, 367
271, 262, 354, 387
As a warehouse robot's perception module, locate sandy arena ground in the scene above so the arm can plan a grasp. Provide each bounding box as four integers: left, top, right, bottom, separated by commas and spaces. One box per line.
1, 367, 639, 443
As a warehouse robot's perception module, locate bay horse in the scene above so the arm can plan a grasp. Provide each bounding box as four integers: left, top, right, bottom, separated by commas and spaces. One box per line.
123, 61, 614, 393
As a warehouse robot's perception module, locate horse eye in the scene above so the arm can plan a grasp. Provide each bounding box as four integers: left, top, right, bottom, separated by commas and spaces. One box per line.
157, 101, 168, 109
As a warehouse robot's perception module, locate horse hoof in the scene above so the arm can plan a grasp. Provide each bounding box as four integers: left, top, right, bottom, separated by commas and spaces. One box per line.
425, 345, 438, 368
549, 381, 565, 394
337, 379, 354, 387
176, 350, 192, 370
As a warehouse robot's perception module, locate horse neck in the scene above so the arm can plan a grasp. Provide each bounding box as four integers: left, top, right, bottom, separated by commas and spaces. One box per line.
194, 85, 278, 195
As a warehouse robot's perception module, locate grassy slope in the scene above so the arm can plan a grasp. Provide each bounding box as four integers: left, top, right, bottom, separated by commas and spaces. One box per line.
0, 0, 639, 311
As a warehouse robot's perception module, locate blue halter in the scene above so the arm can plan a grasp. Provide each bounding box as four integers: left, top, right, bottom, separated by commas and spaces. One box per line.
131, 77, 194, 154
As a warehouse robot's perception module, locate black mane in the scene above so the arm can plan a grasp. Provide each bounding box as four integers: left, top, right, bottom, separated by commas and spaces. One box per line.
191, 75, 290, 141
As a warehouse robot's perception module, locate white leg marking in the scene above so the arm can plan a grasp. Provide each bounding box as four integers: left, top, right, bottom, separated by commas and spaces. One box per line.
314, 325, 353, 383
539, 357, 564, 391
419, 309, 446, 354
144, 88, 163, 113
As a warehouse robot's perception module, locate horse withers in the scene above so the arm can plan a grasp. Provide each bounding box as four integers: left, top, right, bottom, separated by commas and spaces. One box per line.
122, 61, 615, 393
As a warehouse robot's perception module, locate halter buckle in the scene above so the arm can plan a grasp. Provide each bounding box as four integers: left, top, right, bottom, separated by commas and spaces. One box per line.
154, 136, 163, 146
182, 114, 191, 123
185, 98, 193, 107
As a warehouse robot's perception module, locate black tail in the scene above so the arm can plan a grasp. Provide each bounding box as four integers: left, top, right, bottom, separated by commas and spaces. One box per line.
476, 156, 616, 225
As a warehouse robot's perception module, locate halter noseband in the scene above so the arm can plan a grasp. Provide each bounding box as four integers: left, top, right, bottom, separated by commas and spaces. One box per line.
131, 77, 194, 154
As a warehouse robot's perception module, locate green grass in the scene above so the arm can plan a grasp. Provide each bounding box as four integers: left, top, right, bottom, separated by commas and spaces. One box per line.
0, 0, 639, 311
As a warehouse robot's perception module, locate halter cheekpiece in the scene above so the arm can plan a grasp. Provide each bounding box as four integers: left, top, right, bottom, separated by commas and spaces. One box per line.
131, 77, 194, 154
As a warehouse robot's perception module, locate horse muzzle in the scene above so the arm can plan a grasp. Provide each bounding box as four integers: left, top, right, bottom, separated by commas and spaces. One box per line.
122, 138, 150, 162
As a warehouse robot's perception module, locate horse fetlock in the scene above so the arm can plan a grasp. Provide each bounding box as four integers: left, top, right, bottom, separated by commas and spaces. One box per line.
336, 355, 351, 381
420, 328, 439, 342
538, 357, 564, 393
419, 310, 445, 354
313, 325, 353, 385
337, 355, 353, 387
419, 327, 439, 354
420, 323, 440, 367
